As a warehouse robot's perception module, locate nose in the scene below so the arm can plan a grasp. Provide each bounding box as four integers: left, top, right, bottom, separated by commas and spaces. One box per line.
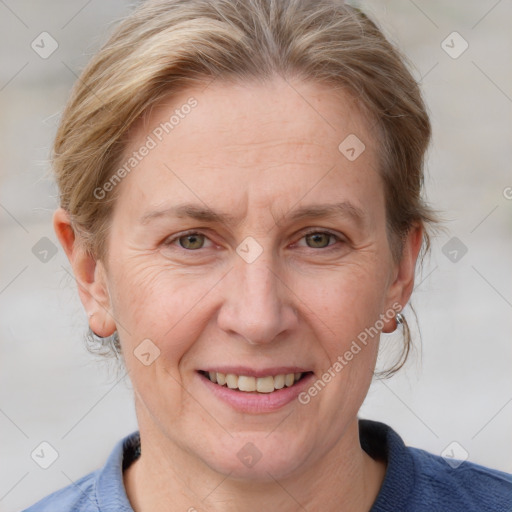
216, 250, 298, 345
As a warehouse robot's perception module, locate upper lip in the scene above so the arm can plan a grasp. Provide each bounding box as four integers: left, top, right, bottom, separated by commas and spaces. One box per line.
199, 366, 311, 378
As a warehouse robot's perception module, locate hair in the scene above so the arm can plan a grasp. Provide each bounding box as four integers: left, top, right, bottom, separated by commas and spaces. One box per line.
53, 0, 439, 376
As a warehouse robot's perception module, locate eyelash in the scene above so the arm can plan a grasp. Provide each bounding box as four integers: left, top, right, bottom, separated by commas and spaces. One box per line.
163, 228, 345, 252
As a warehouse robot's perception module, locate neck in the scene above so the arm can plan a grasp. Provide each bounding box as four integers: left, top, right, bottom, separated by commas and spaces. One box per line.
124, 417, 386, 512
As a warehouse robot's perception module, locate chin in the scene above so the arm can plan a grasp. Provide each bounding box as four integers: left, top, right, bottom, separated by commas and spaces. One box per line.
199, 431, 310, 482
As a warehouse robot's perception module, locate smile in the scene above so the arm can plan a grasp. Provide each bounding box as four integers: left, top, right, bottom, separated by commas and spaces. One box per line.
200, 370, 308, 393
197, 367, 315, 413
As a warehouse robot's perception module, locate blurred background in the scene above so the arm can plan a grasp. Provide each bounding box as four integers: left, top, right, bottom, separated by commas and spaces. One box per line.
1, 1, 511, 510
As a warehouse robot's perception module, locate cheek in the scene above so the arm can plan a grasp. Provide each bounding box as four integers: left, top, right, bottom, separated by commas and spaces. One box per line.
110, 256, 216, 361
301, 261, 388, 347
290, 264, 387, 435
111, 259, 215, 423
294, 269, 389, 420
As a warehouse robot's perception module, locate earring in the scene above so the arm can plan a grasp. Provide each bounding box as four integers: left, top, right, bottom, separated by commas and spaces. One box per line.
88, 326, 120, 344
87, 328, 121, 357
382, 313, 404, 334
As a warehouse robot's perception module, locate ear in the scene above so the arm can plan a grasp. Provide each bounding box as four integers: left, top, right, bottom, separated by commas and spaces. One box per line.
53, 207, 116, 337
382, 224, 423, 332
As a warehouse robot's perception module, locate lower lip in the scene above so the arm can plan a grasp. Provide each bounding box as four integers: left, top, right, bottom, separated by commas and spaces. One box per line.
197, 372, 315, 414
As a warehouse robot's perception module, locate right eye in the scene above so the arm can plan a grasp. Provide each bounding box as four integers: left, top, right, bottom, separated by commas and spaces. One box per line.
163, 231, 214, 251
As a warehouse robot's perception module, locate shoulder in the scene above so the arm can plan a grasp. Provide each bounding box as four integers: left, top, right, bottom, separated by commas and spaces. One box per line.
408, 446, 512, 511
359, 419, 512, 512
22, 470, 99, 512
22, 432, 140, 512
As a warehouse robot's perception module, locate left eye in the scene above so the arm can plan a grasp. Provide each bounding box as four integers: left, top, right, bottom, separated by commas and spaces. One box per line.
298, 231, 340, 249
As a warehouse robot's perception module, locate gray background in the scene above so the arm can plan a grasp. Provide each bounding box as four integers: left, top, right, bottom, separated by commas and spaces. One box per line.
1, 1, 511, 510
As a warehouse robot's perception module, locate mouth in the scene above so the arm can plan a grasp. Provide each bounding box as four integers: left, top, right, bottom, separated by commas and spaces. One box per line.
198, 370, 312, 393
197, 368, 315, 413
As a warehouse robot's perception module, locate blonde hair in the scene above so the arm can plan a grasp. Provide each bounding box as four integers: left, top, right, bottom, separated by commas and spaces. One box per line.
54, 0, 438, 374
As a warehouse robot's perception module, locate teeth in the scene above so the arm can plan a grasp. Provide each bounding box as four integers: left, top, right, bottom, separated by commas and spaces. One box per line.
205, 371, 303, 393
256, 376, 274, 393
226, 374, 238, 389
238, 376, 256, 392
274, 374, 285, 389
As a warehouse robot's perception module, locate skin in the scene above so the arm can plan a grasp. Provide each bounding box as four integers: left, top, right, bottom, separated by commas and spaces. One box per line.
54, 77, 422, 511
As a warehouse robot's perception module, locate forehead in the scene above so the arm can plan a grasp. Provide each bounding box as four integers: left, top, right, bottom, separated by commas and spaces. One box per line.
131, 77, 374, 155
114, 77, 382, 225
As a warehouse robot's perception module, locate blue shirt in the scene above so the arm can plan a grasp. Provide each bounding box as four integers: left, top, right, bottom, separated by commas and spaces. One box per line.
23, 419, 512, 511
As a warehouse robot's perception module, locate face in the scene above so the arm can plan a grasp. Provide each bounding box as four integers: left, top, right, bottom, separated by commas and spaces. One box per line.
58, 77, 420, 481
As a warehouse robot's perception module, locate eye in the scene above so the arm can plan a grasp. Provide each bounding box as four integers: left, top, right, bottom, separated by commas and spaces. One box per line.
164, 229, 344, 253
297, 230, 342, 249
164, 231, 213, 250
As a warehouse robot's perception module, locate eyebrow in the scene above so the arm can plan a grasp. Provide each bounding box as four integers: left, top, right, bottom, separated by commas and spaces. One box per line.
285, 202, 366, 227
139, 203, 239, 226
138, 201, 367, 228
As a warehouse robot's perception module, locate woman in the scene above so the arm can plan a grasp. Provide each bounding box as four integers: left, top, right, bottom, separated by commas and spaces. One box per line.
24, 0, 512, 510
